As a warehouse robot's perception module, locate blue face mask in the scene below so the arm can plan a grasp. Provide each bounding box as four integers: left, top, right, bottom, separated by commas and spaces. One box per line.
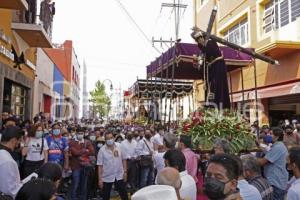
52, 129, 61, 136
35, 131, 43, 139
106, 139, 114, 146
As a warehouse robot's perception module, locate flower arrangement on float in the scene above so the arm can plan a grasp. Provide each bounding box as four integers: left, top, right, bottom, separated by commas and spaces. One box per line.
180, 108, 256, 154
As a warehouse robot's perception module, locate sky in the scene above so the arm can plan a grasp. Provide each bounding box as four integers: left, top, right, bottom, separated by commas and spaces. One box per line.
51, 0, 195, 113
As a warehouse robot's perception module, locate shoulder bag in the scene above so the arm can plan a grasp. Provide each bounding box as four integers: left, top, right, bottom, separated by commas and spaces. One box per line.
139, 139, 153, 167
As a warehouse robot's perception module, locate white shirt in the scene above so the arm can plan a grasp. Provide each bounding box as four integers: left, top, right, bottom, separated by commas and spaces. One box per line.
153, 133, 163, 146
238, 179, 262, 200
121, 139, 137, 159
136, 138, 154, 156
0, 149, 22, 198
179, 170, 197, 200
26, 138, 49, 161
97, 143, 126, 183
287, 178, 300, 200
153, 152, 165, 173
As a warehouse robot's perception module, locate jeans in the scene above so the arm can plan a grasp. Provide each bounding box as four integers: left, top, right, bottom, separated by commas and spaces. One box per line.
71, 168, 88, 200
139, 166, 154, 188
272, 185, 286, 200
103, 179, 128, 200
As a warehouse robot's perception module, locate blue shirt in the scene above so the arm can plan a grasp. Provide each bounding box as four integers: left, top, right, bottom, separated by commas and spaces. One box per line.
287, 179, 300, 200
264, 141, 288, 190
46, 136, 69, 164
238, 179, 262, 200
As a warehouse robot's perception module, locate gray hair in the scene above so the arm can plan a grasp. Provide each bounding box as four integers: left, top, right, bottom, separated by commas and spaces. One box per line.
213, 138, 231, 154
241, 155, 261, 175
163, 133, 178, 149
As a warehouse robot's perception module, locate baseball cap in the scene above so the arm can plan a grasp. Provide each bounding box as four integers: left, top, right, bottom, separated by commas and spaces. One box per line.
1, 126, 24, 142
131, 185, 177, 200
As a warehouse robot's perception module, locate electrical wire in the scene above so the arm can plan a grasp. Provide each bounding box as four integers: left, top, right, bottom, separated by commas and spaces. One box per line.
114, 0, 162, 55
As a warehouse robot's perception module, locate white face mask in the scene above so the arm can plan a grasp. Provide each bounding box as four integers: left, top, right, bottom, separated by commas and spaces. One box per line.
77, 135, 84, 141
175, 142, 179, 149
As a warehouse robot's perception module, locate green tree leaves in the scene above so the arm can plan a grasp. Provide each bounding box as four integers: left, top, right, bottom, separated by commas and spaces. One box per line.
89, 80, 111, 118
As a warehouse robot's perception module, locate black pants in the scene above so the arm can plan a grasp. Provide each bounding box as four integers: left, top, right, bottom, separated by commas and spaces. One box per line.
25, 0, 36, 23
127, 159, 138, 190
22, 159, 44, 178
103, 179, 128, 200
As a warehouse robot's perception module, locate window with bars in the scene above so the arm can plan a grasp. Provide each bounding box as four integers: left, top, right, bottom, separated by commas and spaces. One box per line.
11, 84, 27, 120
263, 0, 300, 33
223, 19, 249, 46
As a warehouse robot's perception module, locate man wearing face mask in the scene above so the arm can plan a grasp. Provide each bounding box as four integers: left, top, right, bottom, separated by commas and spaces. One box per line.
283, 125, 300, 148
69, 127, 95, 200
204, 154, 242, 200
97, 132, 128, 200
153, 125, 165, 151
136, 129, 155, 188
257, 127, 288, 200
46, 123, 69, 170
121, 131, 138, 191
0, 126, 24, 199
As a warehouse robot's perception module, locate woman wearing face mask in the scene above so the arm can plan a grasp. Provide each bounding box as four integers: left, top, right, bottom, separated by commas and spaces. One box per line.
22, 123, 49, 177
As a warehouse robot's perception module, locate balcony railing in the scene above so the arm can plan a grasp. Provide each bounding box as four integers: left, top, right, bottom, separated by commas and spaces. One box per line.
11, 0, 54, 48
12, 0, 54, 40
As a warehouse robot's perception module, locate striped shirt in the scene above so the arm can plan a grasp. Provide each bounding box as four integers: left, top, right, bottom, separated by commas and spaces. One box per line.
248, 175, 273, 200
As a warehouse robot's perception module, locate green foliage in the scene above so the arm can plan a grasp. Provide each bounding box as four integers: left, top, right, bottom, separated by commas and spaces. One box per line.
90, 80, 111, 117
181, 108, 255, 154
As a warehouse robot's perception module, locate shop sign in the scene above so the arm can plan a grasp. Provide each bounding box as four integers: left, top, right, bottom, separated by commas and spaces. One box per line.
26, 59, 36, 70
0, 44, 14, 61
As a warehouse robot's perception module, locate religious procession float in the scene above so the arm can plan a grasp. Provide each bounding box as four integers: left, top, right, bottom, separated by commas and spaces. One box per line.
181, 108, 256, 154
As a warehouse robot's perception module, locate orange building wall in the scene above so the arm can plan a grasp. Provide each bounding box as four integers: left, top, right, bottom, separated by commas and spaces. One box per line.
43, 40, 73, 81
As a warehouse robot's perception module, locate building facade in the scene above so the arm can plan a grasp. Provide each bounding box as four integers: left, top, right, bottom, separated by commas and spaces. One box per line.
33, 48, 54, 117
44, 40, 81, 120
0, 0, 52, 121
194, 0, 300, 125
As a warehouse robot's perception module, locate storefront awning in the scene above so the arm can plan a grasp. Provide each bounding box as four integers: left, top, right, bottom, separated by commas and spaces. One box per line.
146, 43, 253, 80
130, 79, 193, 98
231, 81, 300, 102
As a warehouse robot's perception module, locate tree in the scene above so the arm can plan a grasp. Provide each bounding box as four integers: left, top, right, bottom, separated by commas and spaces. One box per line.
90, 80, 111, 118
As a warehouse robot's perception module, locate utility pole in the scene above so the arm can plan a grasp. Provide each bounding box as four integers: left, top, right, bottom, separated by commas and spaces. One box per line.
151, 0, 187, 127
161, 0, 187, 40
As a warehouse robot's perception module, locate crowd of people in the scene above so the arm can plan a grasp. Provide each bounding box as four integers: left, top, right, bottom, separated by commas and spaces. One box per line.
0, 111, 300, 200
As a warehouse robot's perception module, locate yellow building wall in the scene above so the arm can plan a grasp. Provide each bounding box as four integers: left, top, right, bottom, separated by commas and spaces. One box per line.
195, 0, 300, 124
0, 8, 36, 81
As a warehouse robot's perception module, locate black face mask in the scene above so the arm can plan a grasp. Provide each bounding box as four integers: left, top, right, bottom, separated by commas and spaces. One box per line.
145, 134, 151, 139
203, 177, 229, 200
139, 135, 143, 139
127, 135, 133, 140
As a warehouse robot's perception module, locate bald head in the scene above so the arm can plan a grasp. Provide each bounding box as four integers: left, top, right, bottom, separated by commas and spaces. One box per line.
157, 167, 181, 190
